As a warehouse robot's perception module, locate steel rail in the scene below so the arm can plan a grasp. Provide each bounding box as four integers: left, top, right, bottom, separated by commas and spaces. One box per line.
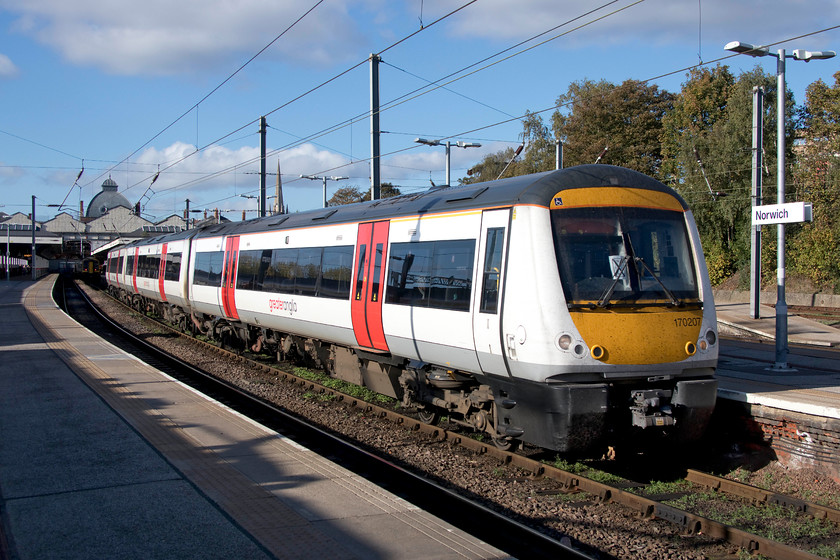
67, 279, 594, 560
87, 282, 828, 560
687, 469, 840, 525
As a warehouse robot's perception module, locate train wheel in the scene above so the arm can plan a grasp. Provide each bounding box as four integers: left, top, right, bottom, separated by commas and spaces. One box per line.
491, 436, 519, 452
418, 408, 440, 425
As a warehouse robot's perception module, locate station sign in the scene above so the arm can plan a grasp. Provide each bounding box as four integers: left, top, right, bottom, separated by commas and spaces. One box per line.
752, 202, 812, 226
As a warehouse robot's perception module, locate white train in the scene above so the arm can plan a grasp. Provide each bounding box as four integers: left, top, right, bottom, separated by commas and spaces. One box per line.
106, 165, 718, 453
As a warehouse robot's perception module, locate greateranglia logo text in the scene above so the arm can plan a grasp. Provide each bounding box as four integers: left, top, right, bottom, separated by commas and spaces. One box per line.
269, 298, 297, 314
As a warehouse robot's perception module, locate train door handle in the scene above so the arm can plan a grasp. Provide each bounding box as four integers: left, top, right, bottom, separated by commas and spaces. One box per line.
505, 334, 517, 359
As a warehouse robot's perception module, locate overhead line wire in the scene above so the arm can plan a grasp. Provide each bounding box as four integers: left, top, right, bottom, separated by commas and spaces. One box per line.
88, 0, 328, 191
133, 1, 480, 199
150, 0, 638, 204
146, 11, 840, 212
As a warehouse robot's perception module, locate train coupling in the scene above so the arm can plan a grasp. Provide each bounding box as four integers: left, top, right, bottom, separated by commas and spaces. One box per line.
630, 389, 675, 429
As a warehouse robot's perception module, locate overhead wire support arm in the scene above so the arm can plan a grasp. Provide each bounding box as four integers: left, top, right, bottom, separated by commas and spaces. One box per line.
692, 146, 726, 199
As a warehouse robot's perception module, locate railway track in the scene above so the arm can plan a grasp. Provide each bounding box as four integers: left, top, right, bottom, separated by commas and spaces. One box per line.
788, 305, 840, 329
59, 276, 594, 560
69, 278, 840, 559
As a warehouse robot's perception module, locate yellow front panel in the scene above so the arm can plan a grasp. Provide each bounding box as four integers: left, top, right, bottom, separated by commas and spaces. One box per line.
550, 187, 685, 212
571, 308, 703, 365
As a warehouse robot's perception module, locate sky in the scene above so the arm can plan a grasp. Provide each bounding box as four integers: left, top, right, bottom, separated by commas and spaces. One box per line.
1, 0, 839, 223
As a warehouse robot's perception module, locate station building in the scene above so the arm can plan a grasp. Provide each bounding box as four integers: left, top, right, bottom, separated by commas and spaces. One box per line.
0, 177, 189, 277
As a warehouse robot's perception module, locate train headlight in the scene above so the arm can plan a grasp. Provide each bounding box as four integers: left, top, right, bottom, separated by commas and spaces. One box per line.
698, 329, 717, 352
557, 333, 587, 358
590, 344, 606, 361
685, 341, 697, 356
705, 329, 717, 346
558, 334, 573, 350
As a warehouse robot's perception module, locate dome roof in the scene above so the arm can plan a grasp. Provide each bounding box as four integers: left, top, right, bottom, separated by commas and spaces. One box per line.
87, 177, 131, 218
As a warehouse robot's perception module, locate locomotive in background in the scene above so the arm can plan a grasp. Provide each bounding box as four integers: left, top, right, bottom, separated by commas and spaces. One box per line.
106, 165, 718, 453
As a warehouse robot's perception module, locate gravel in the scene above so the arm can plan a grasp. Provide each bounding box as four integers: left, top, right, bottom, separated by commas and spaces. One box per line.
80, 282, 840, 559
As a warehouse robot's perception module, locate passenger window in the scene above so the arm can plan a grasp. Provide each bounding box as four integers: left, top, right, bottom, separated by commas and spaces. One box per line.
371, 243, 383, 302
354, 245, 367, 300
386, 239, 475, 311
480, 228, 505, 314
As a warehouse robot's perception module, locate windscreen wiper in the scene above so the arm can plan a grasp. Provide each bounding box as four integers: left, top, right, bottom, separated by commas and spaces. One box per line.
597, 255, 629, 308
633, 257, 682, 306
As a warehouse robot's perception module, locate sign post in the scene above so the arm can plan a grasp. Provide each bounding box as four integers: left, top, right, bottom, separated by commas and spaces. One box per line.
751, 201, 812, 371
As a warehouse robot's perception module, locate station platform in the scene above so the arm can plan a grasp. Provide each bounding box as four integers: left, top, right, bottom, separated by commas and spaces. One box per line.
0, 276, 509, 560
713, 299, 840, 478
715, 299, 840, 418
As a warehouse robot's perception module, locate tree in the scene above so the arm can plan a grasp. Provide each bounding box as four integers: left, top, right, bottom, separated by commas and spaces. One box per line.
328, 183, 402, 206
459, 147, 522, 185
551, 78, 674, 178
328, 186, 364, 206
362, 182, 401, 201
789, 71, 840, 288
519, 111, 556, 175
660, 65, 781, 284
459, 112, 553, 185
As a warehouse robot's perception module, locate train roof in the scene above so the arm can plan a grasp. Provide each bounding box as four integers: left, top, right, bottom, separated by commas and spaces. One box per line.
111, 166, 686, 251
194, 165, 686, 239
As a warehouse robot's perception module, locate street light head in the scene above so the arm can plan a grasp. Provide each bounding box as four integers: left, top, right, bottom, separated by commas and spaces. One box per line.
414, 138, 441, 146
330, 176, 349, 181
725, 41, 770, 57
455, 141, 482, 148
792, 48, 836, 61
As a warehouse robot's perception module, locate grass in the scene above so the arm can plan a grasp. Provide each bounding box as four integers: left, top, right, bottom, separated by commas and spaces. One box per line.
546, 457, 628, 485
668, 493, 835, 545
291, 366, 396, 406
643, 479, 692, 495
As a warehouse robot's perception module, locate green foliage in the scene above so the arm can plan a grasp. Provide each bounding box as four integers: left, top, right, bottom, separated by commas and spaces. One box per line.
460, 146, 521, 184
328, 186, 365, 206
328, 182, 401, 206
552, 78, 674, 178
789, 224, 840, 289
291, 366, 395, 405
809, 544, 840, 560
454, 70, 840, 289
644, 479, 692, 495
789, 71, 840, 291
703, 242, 737, 286
361, 182, 401, 201
549, 457, 589, 474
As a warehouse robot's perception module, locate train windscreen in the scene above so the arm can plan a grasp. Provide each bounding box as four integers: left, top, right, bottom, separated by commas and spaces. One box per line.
551, 206, 699, 307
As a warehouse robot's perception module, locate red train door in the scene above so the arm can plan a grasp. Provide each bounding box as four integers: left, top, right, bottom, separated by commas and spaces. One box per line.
351, 221, 390, 351
158, 243, 168, 302
131, 247, 139, 293
221, 236, 240, 320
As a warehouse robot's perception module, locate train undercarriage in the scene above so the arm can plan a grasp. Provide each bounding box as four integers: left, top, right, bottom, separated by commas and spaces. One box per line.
110, 288, 518, 449
108, 287, 716, 455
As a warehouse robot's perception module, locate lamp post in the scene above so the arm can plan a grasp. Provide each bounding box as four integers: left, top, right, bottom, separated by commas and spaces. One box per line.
725, 41, 835, 370
414, 138, 482, 187
299, 175, 348, 208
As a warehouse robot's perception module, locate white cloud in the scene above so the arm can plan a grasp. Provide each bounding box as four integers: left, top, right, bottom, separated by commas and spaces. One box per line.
439, 0, 840, 49
2, 0, 369, 76
128, 140, 372, 216
0, 54, 19, 78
